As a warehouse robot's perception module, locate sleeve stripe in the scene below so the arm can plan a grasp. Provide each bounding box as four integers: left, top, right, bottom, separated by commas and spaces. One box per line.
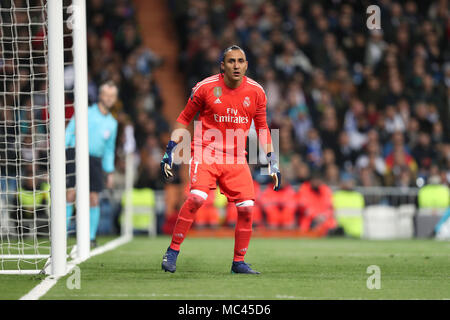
192, 75, 220, 90
192, 77, 220, 95
246, 78, 266, 93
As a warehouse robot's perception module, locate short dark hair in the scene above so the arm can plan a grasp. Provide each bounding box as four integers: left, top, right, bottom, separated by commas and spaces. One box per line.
221, 45, 246, 61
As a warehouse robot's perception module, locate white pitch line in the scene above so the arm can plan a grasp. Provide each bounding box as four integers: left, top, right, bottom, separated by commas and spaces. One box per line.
42, 293, 450, 300
20, 235, 131, 300
36, 293, 372, 300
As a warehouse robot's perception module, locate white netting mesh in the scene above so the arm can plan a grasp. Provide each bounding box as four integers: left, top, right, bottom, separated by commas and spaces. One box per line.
0, 0, 76, 273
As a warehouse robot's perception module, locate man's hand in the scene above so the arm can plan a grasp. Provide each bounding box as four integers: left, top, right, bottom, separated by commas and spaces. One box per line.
267, 152, 281, 191
161, 140, 177, 179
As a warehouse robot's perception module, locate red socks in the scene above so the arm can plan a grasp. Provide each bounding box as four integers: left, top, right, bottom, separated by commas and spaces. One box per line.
170, 193, 205, 251
233, 205, 253, 262
169, 193, 253, 263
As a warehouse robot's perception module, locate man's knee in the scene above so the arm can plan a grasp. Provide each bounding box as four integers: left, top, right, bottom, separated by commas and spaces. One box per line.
235, 200, 254, 223
185, 190, 208, 212
236, 200, 254, 212
90, 192, 99, 207
66, 189, 76, 203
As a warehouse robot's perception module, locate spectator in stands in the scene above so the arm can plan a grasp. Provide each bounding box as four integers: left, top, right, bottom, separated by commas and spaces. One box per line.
332, 173, 365, 238
385, 145, 418, 186
260, 173, 297, 229
170, 0, 449, 228
412, 131, 437, 176
356, 141, 386, 178
336, 131, 357, 172
296, 170, 337, 236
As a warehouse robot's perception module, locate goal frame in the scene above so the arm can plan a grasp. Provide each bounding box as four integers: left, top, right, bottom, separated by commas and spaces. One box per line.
0, 0, 90, 276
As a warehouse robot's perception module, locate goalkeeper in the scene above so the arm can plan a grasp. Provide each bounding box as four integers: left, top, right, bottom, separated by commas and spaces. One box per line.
65, 81, 118, 247
160, 45, 281, 274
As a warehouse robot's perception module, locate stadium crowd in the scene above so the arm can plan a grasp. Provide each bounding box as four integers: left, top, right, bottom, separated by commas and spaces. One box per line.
172, 0, 450, 191
1, 0, 449, 236
79, 0, 168, 193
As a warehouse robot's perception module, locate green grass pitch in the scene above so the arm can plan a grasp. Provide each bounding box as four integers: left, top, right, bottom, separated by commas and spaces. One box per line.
1, 236, 449, 300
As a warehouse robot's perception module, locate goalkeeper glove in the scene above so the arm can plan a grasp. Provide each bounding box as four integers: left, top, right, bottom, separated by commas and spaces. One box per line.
267, 152, 281, 191
161, 140, 177, 179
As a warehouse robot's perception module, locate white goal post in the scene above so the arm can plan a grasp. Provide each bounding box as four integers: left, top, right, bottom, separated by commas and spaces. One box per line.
0, 0, 133, 276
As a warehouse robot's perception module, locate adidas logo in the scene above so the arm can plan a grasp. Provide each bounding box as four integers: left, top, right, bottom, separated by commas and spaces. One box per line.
214, 98, 222, 104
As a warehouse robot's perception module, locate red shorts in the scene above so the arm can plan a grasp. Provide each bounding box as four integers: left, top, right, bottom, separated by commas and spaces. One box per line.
189, 158, 255, 202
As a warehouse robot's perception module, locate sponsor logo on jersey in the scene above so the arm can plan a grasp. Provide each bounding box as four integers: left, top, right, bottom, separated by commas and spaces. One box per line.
214, 98, 222, 104
213, 113, 249, 124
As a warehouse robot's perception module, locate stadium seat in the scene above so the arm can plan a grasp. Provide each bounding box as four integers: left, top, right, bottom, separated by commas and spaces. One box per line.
121, 188, 156, 236
415, 208, 445, 238
396, 204, 415, 239
363, 205, 398, 239
364, 204, 416, 239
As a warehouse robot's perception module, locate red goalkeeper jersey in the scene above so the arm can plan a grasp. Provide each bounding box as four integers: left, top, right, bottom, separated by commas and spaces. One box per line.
177, 73, 271, 163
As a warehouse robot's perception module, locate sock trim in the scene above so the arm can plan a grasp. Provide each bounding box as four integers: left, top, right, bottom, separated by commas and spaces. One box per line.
236, 200, 254, 207
178, 216, 194, 222
190, 189, 208, 200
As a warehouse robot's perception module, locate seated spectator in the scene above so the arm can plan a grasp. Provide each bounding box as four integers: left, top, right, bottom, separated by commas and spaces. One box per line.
296, 170, 337, 236
412, 131, 437, 174
305, 128, 322, 168
260, 174, 297, 229
356, 141, 386, 177
324, 163, 340, 187
385, 146, 418, 186
384, 104, 406, 134
333, 173, 365, 238
336, 131, 358, 172
383, 130, 410, 158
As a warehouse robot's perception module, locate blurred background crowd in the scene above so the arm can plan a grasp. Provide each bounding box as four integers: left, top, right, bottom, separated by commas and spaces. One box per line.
67, 0, 450, 233
70, 0, 170, 193
1, 0, 449, 235
172, 0, 450, 190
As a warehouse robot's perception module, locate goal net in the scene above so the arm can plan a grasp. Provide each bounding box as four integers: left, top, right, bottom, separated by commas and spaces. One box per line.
0, 0, 81, 275
1, 0, 134, 276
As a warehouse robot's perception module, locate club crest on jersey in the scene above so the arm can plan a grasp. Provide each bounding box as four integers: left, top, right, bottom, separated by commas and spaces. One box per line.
243, 96, 251, 107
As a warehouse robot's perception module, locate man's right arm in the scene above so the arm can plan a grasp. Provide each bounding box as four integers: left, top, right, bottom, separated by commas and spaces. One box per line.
161, 84, 204, 179
170, 121, 188, 144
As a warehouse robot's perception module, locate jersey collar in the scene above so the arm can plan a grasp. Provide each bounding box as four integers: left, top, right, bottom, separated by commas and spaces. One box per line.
220, 73, 247, 94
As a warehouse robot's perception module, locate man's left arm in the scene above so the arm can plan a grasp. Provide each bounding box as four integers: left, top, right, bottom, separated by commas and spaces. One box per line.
253, 90, 281, 191
103, 120, 118, 189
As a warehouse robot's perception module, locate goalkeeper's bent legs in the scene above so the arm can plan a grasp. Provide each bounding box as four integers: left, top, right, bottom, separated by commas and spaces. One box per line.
169, 190, 206, 251
233, 200, 254, 262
